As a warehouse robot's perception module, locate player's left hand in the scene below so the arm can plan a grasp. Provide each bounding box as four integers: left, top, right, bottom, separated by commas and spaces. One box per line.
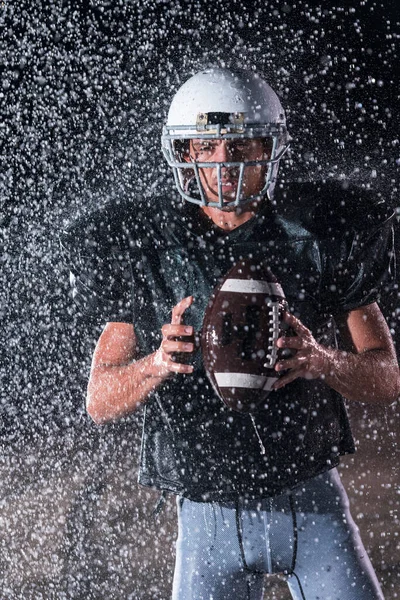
272, 311, 330, 389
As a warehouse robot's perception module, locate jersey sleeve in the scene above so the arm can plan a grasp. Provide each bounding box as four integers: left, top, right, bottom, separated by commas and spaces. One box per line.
321, 208, 395, 316
60, 211, 133, 323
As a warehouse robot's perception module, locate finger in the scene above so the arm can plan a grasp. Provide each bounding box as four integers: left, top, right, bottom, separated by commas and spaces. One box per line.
162, 340, 194, 354
275, 354, 308, 372
153, 350, 194, 374
273, 368, 305, 390
168, 362, 194, 374
171, 296, 194, 325
282, 311, 310, 336
276, 336, 304, 350
162, 324, 194, 338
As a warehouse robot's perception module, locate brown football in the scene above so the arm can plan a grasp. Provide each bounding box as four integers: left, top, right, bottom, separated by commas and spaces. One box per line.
201, 258, 287, 413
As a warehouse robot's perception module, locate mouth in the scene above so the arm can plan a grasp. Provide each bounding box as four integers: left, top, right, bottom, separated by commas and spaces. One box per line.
201, 172, 241, 203
218, 180, 238, 197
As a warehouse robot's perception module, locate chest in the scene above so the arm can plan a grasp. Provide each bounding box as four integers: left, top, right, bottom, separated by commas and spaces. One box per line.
130, 236, 326, 354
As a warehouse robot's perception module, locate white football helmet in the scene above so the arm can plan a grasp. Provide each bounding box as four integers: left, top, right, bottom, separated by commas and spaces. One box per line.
161, 68, 290, 208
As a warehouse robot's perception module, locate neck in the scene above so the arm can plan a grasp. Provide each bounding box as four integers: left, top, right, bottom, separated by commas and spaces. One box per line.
201, 201, 262, 231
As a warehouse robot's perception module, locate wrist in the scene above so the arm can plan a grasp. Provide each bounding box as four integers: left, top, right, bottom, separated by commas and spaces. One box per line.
319, 345, 338, 380
144, 350, 170, 381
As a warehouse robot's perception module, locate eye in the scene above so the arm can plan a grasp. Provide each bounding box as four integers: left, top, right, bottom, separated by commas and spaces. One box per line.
197, 142, 214, 152
231, 140, 249, 152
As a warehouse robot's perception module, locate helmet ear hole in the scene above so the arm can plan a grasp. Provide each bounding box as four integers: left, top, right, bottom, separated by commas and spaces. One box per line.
178, 168, 201, 201
263, 137, 274, 157
173, 139, 190, 162
174, 140, 201, 198
177, 164, 196, 193
186, 176, 201, 200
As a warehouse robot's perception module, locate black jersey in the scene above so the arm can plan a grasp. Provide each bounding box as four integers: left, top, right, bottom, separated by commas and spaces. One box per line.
61, 181, 395, 501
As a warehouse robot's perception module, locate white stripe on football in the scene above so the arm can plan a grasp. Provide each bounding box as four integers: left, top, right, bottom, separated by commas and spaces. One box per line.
215, 372, 278, 391
220, 279, 285, 298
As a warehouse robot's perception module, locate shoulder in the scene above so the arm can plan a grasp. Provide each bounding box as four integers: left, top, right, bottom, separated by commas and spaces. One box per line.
274, 179, 394, 241
60, 196, 167, 257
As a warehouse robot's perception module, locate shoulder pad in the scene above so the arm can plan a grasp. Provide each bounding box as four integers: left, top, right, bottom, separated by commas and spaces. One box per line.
60, 197, 166, 255
276, 180, 394, 238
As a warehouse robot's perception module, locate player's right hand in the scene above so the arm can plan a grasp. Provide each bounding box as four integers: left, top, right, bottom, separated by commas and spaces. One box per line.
152, 296, 194, 376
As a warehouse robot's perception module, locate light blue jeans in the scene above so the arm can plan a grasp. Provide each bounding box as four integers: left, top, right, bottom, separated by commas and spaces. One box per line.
172, 468, 384, 600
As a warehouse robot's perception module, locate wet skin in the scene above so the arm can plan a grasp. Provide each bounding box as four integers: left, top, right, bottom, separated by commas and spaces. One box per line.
187, 137, 270, 230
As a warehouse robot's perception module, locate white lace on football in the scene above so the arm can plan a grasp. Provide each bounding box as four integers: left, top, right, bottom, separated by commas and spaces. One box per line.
264, 301, 280, 368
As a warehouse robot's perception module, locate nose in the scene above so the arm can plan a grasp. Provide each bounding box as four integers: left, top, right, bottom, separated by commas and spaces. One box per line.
213, 140, 232, 162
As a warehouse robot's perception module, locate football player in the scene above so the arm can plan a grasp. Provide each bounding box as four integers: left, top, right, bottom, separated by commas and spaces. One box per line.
64, 68, 399, 599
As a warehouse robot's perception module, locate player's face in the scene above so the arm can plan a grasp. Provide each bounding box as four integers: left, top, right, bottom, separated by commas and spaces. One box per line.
187, 137, 271, 207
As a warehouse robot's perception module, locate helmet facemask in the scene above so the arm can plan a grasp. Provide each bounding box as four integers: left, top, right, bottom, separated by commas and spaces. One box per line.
162, 118, 289, 209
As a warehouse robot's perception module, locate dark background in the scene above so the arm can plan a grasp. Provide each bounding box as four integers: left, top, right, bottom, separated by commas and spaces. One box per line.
0, 1, 399, 598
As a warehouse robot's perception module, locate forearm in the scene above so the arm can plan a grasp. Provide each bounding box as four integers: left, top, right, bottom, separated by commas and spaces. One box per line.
87, 352, 167, 424
275, 307, 400, 404
86, 299, 195, 424
321, 346, 400, 405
